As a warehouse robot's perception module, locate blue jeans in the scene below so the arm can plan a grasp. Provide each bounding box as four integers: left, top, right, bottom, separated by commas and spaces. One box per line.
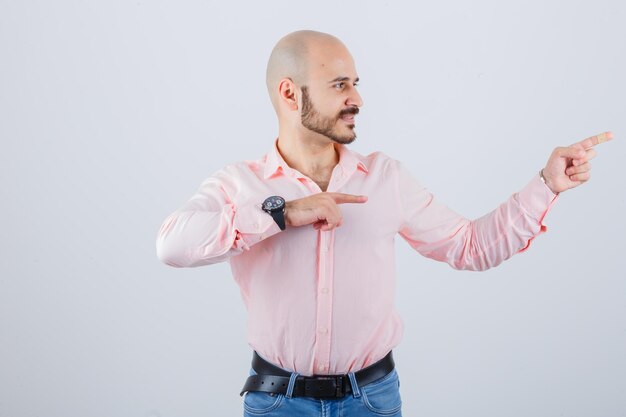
242, 366, 402, 416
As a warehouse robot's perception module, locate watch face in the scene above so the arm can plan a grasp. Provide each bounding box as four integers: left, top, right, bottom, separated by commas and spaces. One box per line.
263, 196, 285, 211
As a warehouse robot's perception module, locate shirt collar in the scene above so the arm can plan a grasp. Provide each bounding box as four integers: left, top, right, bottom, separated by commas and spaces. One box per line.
263, 138, 369, 180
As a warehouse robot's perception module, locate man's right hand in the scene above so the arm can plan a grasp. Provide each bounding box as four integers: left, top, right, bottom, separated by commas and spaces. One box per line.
284, 193, 368, 232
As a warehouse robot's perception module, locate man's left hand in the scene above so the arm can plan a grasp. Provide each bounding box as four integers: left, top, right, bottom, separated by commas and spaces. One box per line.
542, 131, 614, 194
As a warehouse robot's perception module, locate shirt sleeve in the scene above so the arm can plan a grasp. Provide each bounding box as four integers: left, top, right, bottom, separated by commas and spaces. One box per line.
395, 160, 559, 271
156, 169, 282, 268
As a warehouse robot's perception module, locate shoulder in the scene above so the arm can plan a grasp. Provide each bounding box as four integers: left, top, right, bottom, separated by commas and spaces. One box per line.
199, 153, 267, 192
209, 152, 266, 177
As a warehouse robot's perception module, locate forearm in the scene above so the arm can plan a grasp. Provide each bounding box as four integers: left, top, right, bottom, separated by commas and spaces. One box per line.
156, 203, 281, 268
437, 174, 559, 271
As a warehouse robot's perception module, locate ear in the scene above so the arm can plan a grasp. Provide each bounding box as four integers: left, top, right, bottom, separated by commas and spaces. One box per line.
278, 78, 299, 111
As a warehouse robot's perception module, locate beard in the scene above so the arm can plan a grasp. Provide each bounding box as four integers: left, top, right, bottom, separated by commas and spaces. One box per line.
301, 86, 359, 145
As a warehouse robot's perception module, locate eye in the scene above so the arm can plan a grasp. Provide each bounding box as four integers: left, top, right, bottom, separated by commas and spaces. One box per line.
334, 82, 345, 89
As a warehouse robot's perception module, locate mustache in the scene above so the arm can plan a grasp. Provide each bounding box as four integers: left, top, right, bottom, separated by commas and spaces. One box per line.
339, 107, 360, 117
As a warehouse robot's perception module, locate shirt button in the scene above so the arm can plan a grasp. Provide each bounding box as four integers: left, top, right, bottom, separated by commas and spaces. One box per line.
318, 364, 326, 371
319, 327, 328, 334
321, 287, 328, 294
253, 222, 259, 229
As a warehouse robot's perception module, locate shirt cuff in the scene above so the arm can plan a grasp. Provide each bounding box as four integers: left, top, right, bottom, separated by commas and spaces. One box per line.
516, 173, 560, 222
515, 173, 560, 252
233, 204, 283, 249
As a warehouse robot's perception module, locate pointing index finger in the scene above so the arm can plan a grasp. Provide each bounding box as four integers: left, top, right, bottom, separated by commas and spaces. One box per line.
573, 131, 614, 150
329, 193, 368, 204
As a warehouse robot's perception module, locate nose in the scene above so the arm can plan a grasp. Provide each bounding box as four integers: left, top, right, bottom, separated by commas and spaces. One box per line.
347, 86, 363, 108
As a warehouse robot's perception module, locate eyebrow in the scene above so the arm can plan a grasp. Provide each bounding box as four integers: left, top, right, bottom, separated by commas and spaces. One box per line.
328, 76, 359, 83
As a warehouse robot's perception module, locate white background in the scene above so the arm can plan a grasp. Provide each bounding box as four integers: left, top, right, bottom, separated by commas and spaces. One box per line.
1, 1, 625, 416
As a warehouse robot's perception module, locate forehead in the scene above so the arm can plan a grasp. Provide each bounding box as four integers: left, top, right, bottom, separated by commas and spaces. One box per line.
306, 42, 358, 83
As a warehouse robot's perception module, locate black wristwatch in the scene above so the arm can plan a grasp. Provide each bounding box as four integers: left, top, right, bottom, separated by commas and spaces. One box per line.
262, 196, 286, 230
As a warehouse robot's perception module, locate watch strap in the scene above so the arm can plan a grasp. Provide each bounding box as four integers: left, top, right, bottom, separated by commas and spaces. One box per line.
270, 209, 286, 230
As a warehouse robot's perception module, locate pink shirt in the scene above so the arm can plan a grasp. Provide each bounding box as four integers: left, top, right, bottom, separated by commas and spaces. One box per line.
156, 139, 559, 376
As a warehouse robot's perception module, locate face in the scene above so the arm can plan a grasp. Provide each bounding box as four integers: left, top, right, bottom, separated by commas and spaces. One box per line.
300, 86, 359, 144
298, 43, 363, 145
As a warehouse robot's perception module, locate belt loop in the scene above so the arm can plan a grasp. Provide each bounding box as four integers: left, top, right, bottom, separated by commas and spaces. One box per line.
285, 371, 299, 398
347, 372, 361, 398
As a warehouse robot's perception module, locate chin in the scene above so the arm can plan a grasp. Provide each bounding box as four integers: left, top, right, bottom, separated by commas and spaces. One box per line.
343, 128, 357, 143
331, 134, 356, 145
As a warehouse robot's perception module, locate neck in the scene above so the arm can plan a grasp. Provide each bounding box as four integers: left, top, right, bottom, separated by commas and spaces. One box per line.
276, 126, 340, 177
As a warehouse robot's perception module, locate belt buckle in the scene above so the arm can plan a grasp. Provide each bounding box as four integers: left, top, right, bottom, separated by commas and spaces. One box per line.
304, 375, 344, 399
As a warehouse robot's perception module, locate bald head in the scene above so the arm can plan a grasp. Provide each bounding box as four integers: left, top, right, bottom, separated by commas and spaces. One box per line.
265, 30, 348, 112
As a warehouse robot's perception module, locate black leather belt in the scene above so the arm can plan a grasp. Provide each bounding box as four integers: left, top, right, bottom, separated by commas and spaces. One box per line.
239, 350, 395, 399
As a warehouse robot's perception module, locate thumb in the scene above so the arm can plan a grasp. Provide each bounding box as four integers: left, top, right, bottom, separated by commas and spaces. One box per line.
558, 146, 586, 159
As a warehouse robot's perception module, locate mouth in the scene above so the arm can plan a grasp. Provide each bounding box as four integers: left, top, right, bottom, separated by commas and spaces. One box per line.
340, 114, 356, 124
339, 107, 359, 125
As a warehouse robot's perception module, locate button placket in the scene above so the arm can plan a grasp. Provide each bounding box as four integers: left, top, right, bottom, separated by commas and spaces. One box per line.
312, 229, 334, 374
327, 166, 344, 192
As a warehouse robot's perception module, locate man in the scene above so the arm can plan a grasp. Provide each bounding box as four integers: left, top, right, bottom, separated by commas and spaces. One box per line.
156, 30, 612, 417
